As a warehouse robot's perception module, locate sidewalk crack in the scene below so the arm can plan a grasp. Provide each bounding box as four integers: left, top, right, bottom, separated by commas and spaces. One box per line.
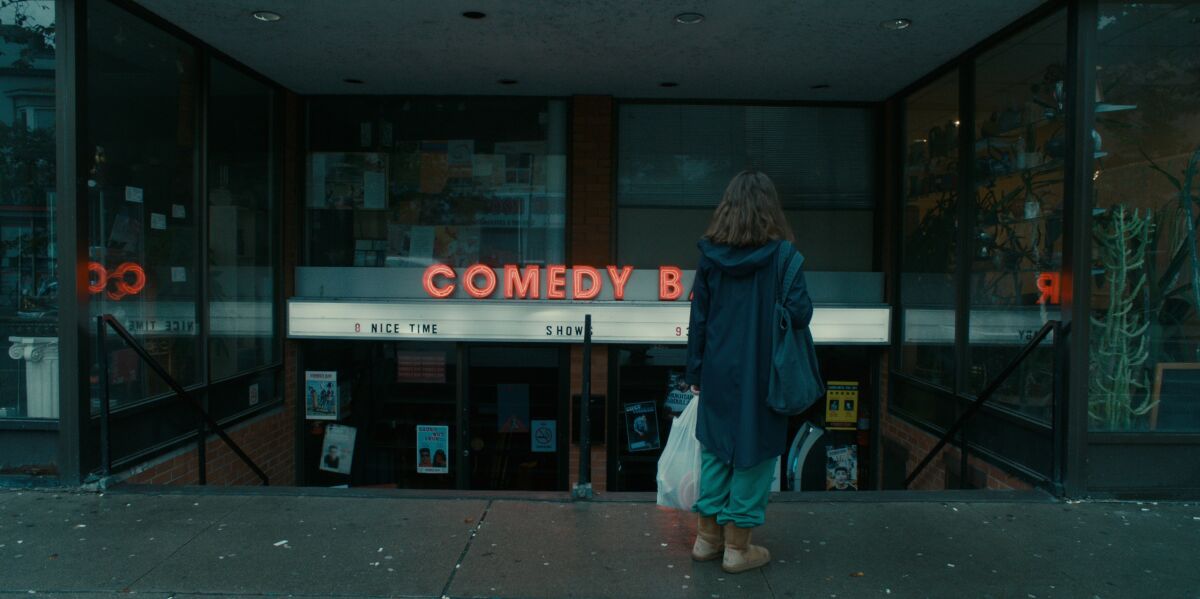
439, 498, 493, 599
122, 495, 251, 592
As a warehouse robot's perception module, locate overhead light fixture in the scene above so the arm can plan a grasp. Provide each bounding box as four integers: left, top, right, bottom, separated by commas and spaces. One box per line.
462, 11, 487, 20
810, 84, 831, 90
497, 79, 519, 85
252, 10, 282, 22
880, 17, 912, 30
675, 12, 705, 25
343, 78, 364, 84
659, 82, 679, 88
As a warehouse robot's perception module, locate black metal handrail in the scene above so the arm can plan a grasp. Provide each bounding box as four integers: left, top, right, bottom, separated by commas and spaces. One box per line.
96, 315, 269, 486
903, 319, 1069, 489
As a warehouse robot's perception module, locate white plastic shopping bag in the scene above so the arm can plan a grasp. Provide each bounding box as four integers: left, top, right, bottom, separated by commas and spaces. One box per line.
656, 396, 701, 511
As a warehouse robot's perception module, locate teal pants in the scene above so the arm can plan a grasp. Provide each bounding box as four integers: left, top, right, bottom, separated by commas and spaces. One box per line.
692, 449, 776, 528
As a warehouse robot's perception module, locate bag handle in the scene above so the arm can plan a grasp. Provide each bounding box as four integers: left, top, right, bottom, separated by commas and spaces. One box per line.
776, 240, 805, 302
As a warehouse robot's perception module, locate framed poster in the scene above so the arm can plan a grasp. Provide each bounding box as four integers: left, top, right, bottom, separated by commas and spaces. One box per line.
1150, 362, 1200, 430
531, 420, 556, 453
319, 424, 356, 475
417, 425, 450, 474
664, 371, 695, 413
624, 401, 661, 452
305, 371, 339, 420
825, 445, 858, 491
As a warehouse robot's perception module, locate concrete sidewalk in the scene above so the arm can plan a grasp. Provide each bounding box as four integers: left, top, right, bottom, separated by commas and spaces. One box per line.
0, 488, 1197, 599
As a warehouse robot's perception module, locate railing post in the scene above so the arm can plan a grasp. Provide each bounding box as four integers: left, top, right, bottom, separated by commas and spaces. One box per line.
197, 413, 207, 485
573, 314, 594, 500
959, 421, 970, 490
96, 316, 111, 477
1050, 320, 1068, 495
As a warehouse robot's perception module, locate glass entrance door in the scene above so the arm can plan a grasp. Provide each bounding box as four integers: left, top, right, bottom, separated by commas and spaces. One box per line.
464, 346, 568, 491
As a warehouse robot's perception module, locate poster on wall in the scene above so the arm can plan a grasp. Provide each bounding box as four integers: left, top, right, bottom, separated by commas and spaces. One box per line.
308, 153, 387, 209
305, 371, 339, 420
319, 424, 356, 475
417, 425, 450, 474
624, 401, 661, 452
497, 384, 530, 433
825, 380, 859, 431
825, 445, 858, 491
664, 371, 695, 413
531, 420, 556, 453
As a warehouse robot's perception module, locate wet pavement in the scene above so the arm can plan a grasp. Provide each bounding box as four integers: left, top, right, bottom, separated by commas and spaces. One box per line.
0, 487, 1197, 598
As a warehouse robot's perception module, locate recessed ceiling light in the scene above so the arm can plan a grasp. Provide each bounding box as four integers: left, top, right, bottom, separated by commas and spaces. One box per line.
343, 78, 364, 84
675, 12, 705, 25
880, 17, 912, 30
462, 11, 487, 20
497, 79, 519, 85
659, 82, 679, 88
252, 10, 282, 22
810, 84, 831, 90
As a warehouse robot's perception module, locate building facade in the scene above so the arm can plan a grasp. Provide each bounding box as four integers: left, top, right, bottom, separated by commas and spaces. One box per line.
1, 0, 1198, 497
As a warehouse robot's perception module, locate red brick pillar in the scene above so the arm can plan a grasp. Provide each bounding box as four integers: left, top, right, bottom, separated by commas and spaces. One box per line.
568, 96, 614, 492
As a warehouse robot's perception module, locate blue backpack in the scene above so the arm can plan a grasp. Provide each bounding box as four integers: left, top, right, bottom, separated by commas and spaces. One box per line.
767, 242, 824, 416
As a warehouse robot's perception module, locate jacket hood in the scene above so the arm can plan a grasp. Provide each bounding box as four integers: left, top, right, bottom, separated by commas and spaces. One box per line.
697, 239, 781, 276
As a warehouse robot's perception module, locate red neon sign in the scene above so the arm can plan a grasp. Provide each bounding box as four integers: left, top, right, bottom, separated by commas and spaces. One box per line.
88, 261, 146, 301
1036, 273, 1061, 305
424, 264, 685, 301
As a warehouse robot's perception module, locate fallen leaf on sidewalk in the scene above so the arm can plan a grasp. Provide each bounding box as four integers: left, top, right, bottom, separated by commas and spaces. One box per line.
464, 517, 474, 523
850, 572, 864, 577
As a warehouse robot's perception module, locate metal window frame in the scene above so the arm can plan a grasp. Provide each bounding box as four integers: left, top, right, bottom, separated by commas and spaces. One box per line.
886, 0, 1080, 493
55, 0, 290, 483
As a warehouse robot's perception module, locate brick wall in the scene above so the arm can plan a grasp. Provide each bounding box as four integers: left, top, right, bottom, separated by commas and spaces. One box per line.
567, 95, 614, 493
878, 354, 1032, 492
126, 405, 295, 486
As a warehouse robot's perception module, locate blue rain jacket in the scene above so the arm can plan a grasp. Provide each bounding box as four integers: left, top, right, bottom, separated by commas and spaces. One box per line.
685, 238, 814, 470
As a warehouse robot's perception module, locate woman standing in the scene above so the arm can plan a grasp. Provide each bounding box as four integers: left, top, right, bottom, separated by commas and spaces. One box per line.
685, 170, 814, 574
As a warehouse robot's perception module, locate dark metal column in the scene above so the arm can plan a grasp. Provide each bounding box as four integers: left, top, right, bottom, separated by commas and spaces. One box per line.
1061, 0, 1098, 498
574, 315, 594, 499
56, 0, 89, 485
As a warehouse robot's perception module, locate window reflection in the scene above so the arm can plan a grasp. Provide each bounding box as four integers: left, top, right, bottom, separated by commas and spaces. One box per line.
1090, 2, 1200, 432
87, 0, 201, 407
0, 0, 56, 419
305, 98, 567, 267
899, 72, 960, 389
968, 10, 1067, 420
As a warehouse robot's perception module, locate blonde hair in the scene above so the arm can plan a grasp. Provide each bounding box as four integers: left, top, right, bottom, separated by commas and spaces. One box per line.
704, 170, 795, 246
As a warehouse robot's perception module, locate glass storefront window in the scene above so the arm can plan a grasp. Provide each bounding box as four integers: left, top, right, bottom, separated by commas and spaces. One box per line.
305, 97, 567, 268
87, 0, 201, 407
0, 0, 56, 419
207, 59, 277, 379
968, 10, 1067, 420
899, 72, 960, 388
1090, 2, 1200, 432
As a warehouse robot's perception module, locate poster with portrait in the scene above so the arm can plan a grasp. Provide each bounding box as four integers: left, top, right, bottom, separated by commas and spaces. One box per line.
624, 401, 661, 452
318, 424, 356, 475
664, 371, 695, 413
417, 425, 450, 474
825, 445, 858, 491
304, 371, 339, 420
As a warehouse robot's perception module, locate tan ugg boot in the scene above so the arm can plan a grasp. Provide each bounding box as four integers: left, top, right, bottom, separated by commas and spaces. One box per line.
721, 523, 771, 574
691, 515, 724, 561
